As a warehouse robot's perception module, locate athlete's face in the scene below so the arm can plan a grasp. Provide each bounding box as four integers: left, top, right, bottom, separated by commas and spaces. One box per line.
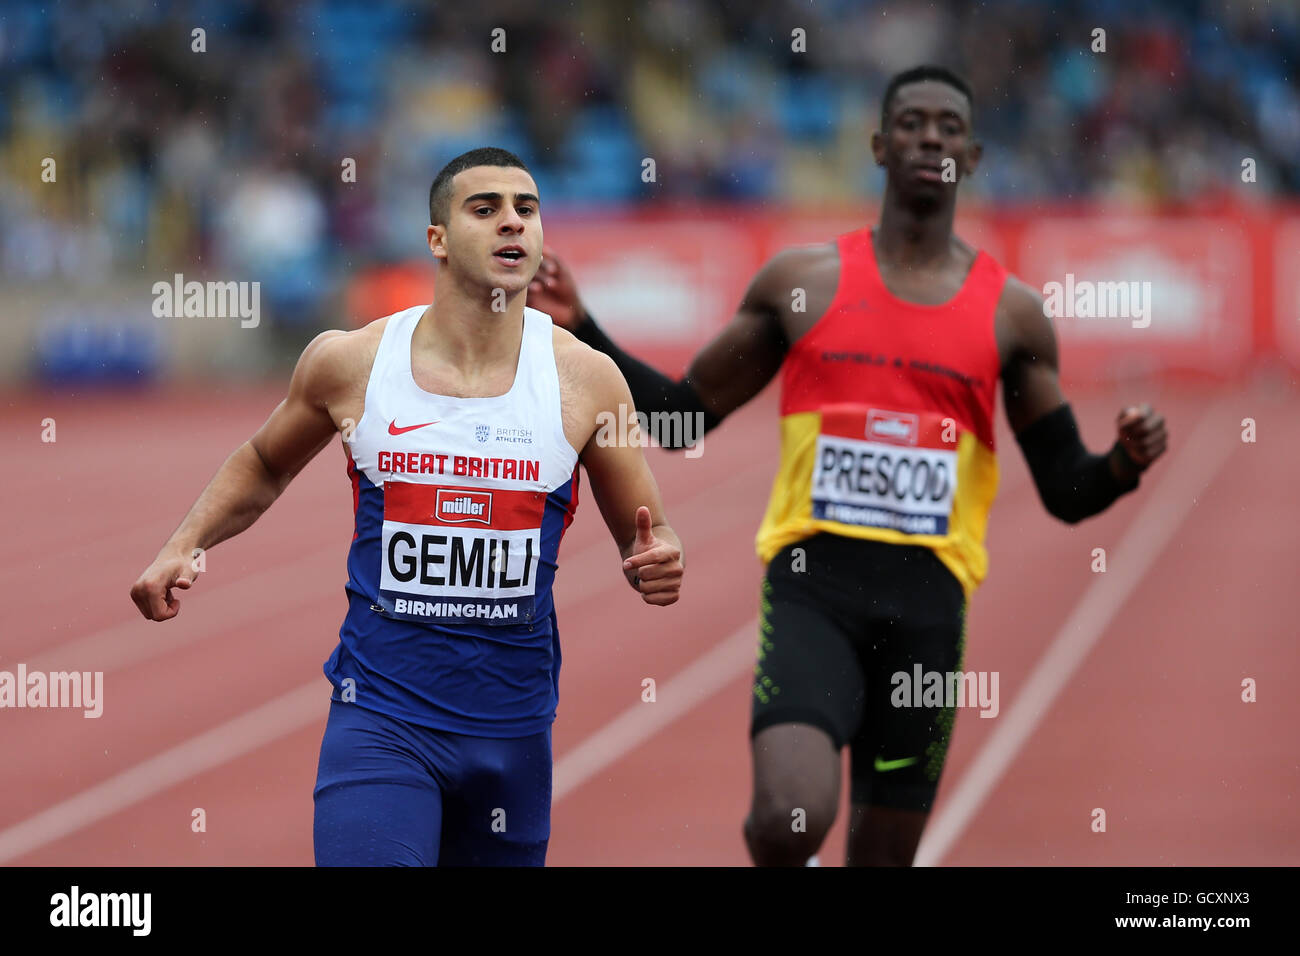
872, 81, 980, 204
428, 166, 542, 297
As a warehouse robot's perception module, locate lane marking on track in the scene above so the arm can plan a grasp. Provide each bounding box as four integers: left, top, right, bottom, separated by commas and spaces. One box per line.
0, 682, 327, 864
553, 620, 757, 802
914, 399, 1237, 867
0, 619, 760, 863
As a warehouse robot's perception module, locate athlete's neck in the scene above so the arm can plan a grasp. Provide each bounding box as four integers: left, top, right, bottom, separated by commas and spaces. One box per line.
874, 189, 958, 266
418, 272, 526, 374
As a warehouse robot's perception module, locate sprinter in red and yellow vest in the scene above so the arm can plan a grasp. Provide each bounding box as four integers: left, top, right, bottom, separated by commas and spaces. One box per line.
531, 65, 1167, 867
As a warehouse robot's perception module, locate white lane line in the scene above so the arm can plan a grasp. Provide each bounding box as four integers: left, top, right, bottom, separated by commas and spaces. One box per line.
0, 618, 759, 862
0, 486, 339, 582
0, 682, 327, 864
18, 555, 340, 675
553, 620, 757, 802
914, 400, 1237, 867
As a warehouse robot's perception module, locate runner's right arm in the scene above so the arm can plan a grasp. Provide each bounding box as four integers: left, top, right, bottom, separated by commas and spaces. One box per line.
129, 330, 352, 621
999, 278, 1166, 523
528, 250, 794, 446
562, 342, 684, 605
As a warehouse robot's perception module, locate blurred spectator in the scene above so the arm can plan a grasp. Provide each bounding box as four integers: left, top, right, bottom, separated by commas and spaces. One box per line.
0, 0, 1295, 328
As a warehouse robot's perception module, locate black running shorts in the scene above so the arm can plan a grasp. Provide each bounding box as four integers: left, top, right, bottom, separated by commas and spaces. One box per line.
751, 533, 968, 811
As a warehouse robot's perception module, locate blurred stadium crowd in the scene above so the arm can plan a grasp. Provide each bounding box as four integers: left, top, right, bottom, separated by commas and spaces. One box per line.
1, 0, 1296, 328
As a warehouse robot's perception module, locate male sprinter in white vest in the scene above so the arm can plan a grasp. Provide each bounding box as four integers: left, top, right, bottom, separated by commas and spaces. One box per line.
130, 147, 684, 866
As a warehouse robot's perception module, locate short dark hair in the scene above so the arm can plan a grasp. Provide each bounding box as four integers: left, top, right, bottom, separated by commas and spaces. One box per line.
428, 147, 531, 225
881, 65, 973, 128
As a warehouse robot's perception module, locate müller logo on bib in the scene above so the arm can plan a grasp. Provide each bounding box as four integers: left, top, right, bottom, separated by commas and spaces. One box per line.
867, 410, 919, 446
436, 488, 492, 524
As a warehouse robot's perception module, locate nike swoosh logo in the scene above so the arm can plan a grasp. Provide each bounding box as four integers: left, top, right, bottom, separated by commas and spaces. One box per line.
873, 755, 919, 772
388, 419, 439, 435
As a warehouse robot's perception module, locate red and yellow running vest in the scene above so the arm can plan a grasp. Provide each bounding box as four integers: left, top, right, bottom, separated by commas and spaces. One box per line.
755, 227, 1007, 599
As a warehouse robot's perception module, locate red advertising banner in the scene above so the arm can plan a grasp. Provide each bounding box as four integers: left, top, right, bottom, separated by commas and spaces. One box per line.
1274, 217, 1300, 369
347, 204, 1296, 384
1016, 216, 1253, 381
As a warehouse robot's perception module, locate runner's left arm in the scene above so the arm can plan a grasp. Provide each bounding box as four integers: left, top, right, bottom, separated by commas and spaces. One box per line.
577, 350, 684, 606
1000, 278, 1167, 524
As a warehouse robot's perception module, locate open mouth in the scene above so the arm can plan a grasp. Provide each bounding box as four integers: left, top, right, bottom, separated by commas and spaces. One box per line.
493, 245, 526, 264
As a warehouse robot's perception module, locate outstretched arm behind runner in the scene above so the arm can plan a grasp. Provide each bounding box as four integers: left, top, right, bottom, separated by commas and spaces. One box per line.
529, 247, 801, 448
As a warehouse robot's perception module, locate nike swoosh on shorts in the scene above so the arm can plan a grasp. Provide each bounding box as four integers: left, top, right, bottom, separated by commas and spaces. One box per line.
873, 755, 919, 772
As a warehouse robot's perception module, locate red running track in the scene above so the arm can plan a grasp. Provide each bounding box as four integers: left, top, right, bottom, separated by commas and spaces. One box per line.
0, 373, 1296, 865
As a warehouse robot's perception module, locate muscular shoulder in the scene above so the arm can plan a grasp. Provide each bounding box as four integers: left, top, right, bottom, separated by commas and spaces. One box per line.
998, 274, 1047, 324
747, 241, 840, 341
752, 241, 839, 300
551, 323, 624, 453
292, 316, 387, 407
552, 323, 622, 397
995, 274, 1056, 368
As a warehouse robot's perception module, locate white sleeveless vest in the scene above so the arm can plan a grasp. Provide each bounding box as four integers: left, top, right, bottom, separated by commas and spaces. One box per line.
343, 304, 578, 629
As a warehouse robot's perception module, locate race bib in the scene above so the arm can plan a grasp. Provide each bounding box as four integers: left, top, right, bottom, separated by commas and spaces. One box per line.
377, 482, 545, 625
811, 407, 957, 536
